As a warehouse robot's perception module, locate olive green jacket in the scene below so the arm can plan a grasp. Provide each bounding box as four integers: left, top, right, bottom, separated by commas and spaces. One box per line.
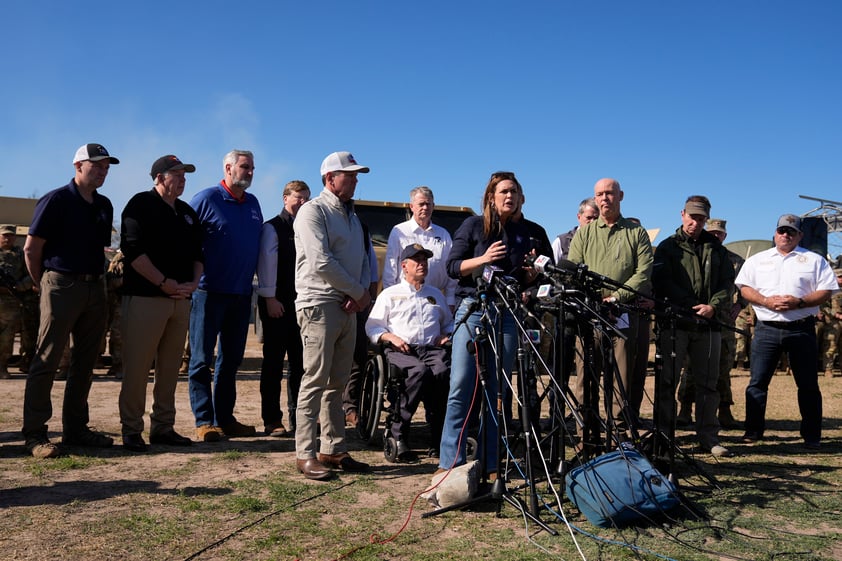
652, 227, 735, 329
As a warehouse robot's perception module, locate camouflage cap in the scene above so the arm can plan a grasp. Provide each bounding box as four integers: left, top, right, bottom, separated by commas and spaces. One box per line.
0, 224, 16, 235
706, 218, 727, 233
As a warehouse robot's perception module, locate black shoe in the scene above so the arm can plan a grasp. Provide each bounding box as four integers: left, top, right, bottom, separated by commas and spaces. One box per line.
122, 433, 148, 452
396, 441, 418, 463
803, 440, 821, 450
150, 429, 193, 447
741, 432, 762, 444
62, 429, 114, 448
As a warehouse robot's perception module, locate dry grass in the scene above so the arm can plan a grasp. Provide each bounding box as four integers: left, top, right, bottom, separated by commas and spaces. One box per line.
1, 343, 840, 561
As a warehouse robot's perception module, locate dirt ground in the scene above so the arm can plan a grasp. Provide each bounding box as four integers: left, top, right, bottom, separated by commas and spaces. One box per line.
1, 330, 840, 560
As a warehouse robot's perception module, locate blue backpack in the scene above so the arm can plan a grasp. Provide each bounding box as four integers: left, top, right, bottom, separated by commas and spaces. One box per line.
565, 444, 679, 527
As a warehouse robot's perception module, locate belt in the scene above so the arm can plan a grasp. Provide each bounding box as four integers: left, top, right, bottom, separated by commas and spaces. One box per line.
760, 317, 815, 329
47, 270, 104, 282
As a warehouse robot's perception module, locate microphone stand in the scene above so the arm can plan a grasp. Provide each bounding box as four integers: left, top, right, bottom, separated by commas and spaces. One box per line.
423, 283, 557, 535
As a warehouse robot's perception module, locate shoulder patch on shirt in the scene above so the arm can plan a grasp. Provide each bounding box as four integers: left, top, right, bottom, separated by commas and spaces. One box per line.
426, 296, 437, 305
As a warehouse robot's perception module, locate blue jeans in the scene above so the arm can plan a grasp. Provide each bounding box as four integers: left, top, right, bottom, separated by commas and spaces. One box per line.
746, 320, 822, 443
439, 298, 516, 472
188, 290, 253, 427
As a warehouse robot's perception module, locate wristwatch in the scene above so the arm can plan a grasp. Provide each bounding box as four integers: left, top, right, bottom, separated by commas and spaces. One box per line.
798, 297, 806, 308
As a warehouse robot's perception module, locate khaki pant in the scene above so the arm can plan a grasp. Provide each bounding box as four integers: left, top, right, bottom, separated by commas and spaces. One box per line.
118, 296, 190, 436
23, 271, 107, 440
295, 302, 356, 460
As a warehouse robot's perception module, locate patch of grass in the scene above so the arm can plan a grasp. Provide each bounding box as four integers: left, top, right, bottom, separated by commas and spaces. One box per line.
224, 495, 269, 513
28, 454, 106, 476
219, 448, 247, 461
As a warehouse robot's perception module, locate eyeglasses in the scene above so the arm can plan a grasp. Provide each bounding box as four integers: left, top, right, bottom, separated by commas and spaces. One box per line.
776, 227, 798, 236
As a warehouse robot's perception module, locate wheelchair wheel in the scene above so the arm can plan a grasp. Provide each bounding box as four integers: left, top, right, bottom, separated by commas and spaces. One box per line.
466, 436, 477, 462
357, 353, 386, 445
384, 436, 398, 463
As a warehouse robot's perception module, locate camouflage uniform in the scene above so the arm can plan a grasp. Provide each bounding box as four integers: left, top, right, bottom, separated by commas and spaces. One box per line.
820, 289, 842, 376
0, 242, 32, 377
102, 251, 124, 377
734, 303, 755, 367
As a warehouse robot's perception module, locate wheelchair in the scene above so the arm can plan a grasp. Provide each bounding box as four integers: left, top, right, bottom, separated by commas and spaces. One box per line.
356, 345, 412, 461
356, 343, 472, 463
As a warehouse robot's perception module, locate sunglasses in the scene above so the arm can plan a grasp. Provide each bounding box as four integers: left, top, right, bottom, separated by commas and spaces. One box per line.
776, 227, 798, 236
491, 171, 516, 181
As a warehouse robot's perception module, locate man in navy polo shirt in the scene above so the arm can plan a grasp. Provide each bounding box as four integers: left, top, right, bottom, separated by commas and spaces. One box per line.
188, 149, 263, 442
22, 143, 119, 458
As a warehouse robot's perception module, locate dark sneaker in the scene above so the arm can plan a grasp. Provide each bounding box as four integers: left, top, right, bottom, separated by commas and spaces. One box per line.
264, 422, 289, 437
741, 432, 762, 444
150, 429, 193, 447
221, 420, 256, 438
62, 429, 114, 448
122, 433, 148, 452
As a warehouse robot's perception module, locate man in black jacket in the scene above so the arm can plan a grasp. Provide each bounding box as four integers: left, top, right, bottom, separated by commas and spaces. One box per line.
256, 180, 310, 437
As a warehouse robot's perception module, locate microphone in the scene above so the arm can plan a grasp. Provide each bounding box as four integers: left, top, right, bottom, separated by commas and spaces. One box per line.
482, 265, 520, 299
528, 254, 583, 276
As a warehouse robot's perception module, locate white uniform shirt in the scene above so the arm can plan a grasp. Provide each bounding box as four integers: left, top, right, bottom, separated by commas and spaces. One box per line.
382, 218, 456, 307
365, 279, 454, 346
735, 245, 839, 322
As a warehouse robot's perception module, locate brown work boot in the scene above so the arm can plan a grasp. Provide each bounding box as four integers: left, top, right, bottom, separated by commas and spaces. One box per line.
27, 439, 62, 459
196, 425, 223, 442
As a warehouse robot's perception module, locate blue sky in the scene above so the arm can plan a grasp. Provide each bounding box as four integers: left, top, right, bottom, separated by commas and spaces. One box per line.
2, 2, 840, 251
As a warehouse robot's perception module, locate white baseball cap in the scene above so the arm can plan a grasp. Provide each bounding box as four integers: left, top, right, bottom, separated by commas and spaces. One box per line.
73, 143, 120, 164
320, 151, 369, 176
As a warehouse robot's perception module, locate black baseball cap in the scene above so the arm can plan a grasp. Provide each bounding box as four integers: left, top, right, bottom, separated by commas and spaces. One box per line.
400, 243, 434, 261
150, 155, 196, 178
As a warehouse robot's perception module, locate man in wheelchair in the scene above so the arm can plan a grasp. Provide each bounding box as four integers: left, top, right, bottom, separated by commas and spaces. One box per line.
365, 243, 453, 462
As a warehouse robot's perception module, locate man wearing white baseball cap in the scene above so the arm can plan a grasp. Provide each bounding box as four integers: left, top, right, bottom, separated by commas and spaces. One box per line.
23, 143, 119, 458
292, 151, 371, 480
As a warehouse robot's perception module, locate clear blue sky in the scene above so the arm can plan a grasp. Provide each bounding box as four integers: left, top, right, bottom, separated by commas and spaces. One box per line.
2, 2, 840, 250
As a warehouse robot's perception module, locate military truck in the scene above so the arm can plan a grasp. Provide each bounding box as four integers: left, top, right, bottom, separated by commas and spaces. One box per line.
252, 199, 475, 340
354, 199, 476, 285
0, 195, 37, 247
